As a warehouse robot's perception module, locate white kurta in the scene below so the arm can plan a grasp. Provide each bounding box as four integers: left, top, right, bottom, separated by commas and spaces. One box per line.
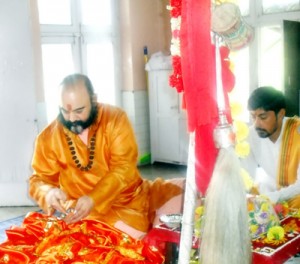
241, 117, 300, 203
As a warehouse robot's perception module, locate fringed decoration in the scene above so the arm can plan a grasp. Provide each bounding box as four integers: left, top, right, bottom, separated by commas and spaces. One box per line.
199, 148, 252, 264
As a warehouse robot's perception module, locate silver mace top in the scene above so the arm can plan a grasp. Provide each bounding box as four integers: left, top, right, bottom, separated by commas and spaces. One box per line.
213, 33, 236, 150
213, 111, 236, 149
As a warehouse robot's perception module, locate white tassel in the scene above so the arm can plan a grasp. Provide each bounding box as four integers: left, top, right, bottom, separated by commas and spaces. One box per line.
199, 147, 252, 264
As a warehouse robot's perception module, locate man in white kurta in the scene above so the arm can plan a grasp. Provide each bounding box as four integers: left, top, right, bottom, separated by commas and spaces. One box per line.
241, 86, 300, 207
244, 117, 300, 203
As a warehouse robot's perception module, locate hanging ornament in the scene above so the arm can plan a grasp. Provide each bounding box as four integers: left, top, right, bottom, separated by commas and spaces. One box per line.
211, 2, 254, 51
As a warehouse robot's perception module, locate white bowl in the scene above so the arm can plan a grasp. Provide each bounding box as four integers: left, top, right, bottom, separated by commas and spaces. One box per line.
159, 214, 182, 229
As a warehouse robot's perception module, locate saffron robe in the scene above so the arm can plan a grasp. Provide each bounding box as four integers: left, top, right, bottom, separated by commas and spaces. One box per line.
277, 116, 300, 208
29, 103, 182, 232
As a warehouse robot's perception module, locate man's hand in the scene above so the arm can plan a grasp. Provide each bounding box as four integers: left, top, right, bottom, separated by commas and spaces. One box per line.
64, 195, 94, 224
45, 188, 67, 215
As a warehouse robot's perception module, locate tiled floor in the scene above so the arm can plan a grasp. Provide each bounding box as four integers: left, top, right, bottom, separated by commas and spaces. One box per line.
0, 206, 40, 222
138, 162, 187, 180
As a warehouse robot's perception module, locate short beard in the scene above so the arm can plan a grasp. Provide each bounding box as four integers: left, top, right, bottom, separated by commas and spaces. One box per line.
255, 128, 271, 138
255, 124, 278, 139
58, 104, 98, 134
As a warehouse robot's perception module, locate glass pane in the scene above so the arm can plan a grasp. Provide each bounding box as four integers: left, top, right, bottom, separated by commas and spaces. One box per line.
262, 0, 300, 14
80, 0, 112, 27
259, 26, 283, 91
229, 47, 250, 122
237, 0, 250, 16
41, 44, 75, 122
38, 0, 71, 25
86, 42, 115, 104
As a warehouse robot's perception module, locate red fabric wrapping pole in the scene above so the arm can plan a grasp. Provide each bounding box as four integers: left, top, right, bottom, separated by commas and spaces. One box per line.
180, 0, 235, 195
180, 0, 217, 195
180, 0, 217, 131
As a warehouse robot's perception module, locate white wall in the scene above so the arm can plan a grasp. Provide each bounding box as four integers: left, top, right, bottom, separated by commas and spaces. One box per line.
122, 90, 151, 165
0, 0, 41, 205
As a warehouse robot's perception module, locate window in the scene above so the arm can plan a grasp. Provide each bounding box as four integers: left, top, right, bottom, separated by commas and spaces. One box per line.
262, 0, 300, 14
259, 25, 283, 89
229, 47, 250, 121
227, 0, 300, 121
38, 0, 120, 122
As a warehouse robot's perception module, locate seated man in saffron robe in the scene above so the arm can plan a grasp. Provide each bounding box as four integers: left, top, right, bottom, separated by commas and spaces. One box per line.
241, 86, 300, 208
29, 73, 184, 239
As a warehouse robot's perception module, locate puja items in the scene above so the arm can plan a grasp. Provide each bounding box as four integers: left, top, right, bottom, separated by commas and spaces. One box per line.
248, 195, 281, 239
159, 214, 182, 230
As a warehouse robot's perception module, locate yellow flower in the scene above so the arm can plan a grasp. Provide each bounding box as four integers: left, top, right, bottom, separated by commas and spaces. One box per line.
293, 209, 300, 218
234, 120, 249, 142
230, 102, 243, 119
250, 224, 258, 234
241, 168, 254, 191
267, 226, 285, 241
261, 202, 270, 212
235, 141, 250, 158
195, 206, 204, 216
194, 206, 205, 238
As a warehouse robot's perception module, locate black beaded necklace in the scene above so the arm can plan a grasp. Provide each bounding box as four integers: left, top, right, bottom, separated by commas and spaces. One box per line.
65, 133, 96, 171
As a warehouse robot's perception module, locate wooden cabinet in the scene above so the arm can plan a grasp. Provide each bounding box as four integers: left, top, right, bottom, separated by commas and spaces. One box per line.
148, 69, 189, 165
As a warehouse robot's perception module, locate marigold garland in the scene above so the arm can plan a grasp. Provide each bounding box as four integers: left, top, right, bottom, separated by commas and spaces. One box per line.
168, 0, 183, 93
169, 56, 184, 93
170, 0, 182, 18
267, 226, 285, 240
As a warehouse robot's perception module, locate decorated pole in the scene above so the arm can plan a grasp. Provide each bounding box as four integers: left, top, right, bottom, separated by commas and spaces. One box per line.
175, 0, 220, 262
199, 34, 251, 264
177, 132, 197, 264
168, 0, 254, 263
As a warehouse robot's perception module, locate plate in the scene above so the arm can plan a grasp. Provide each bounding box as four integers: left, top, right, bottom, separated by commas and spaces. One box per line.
159, 214, 182, 229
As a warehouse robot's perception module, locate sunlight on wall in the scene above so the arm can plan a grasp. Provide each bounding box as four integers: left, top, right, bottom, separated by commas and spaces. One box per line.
42, 44, 74, 122
229, 47, 250, 122
260, 26, 283, 90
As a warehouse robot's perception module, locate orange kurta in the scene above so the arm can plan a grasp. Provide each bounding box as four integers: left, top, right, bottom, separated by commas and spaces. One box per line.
29, 103, 182, 232
277, 116, 300, 208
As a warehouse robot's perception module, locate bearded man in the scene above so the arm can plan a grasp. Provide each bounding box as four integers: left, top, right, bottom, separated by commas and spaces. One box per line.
242, 86, 300, 208
29, 73, 184, 239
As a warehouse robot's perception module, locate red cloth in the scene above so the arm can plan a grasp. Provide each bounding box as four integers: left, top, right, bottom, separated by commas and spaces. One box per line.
180, 0, 235, 195
180, 0, 217, 130
0, 212, 165, 263
144, 219, 300, 264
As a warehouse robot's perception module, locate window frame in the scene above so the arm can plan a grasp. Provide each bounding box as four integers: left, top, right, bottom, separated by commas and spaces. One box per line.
38, 0, 121, 123
243, 0, 300, 101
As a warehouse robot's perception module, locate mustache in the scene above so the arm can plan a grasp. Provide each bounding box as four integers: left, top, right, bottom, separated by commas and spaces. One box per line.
58, 105, 98, 134
65, 120, 85, 134
255, 127, 267, 133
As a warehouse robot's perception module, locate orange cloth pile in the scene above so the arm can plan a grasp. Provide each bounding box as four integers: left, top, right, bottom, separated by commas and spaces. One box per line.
0, 212, 164, 263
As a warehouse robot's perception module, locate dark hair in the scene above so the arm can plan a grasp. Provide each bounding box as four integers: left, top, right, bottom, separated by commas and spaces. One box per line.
247, 86, 286, 114
60, 73, 95, 100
